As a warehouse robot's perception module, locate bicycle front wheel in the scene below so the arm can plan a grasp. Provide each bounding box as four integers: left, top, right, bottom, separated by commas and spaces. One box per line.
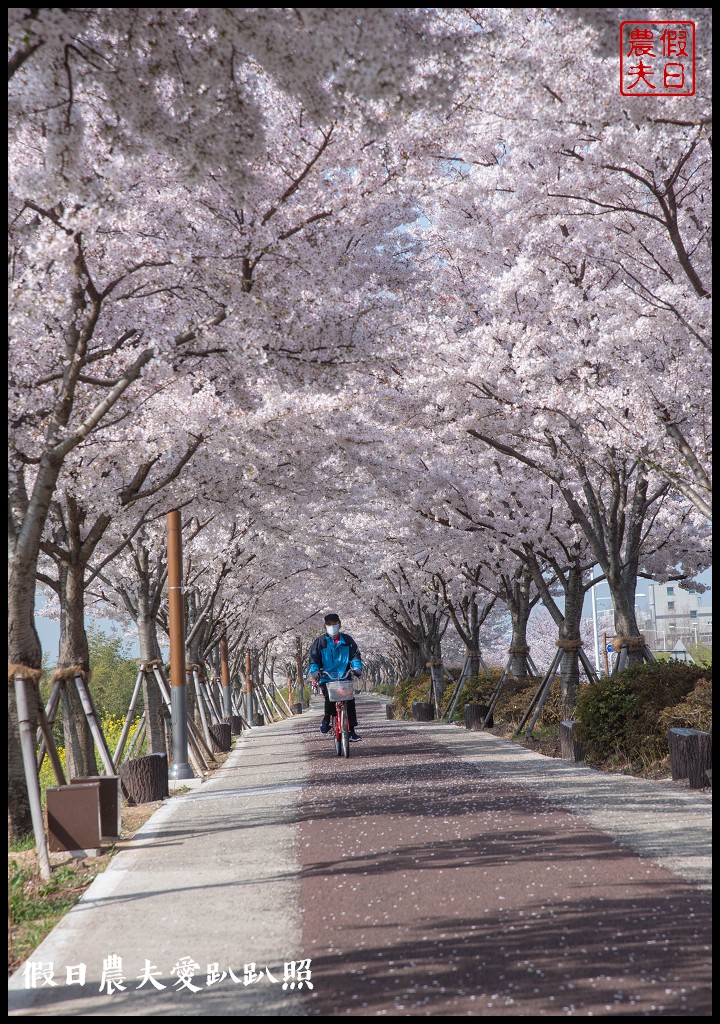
333, 713, 342, 756
340, 708, 351, 758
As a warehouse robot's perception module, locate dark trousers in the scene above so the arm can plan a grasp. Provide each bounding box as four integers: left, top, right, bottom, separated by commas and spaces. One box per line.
321, 686, 358, 728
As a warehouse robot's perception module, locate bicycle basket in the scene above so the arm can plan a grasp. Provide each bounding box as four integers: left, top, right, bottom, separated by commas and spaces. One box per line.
326, 680, 354, 702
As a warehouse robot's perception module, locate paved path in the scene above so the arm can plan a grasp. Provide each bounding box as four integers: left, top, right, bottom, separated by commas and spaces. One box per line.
8, 696, 711, 1016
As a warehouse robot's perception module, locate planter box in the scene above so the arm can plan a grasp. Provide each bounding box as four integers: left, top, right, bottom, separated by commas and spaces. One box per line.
47, 783, 102, 853
71, 775, 120, 839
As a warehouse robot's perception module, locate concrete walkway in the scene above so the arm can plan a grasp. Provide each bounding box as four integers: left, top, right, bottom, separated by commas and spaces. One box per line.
8, 696, 711, 1016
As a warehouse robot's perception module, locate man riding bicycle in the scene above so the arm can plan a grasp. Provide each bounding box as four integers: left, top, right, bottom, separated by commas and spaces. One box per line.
308, 612, 363, 741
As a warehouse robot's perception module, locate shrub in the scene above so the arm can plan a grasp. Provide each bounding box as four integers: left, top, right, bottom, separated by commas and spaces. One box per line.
393, 671, 434, 717
495, 678, 567, 729
450, 672, 503, 717
658, 677, 712, 733
575, 661, 708, 769
444, 672, 560, 730
392, 668, 568, 729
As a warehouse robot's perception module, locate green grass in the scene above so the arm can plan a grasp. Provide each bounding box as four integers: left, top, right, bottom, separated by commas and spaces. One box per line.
8, 833, 36, 853
9, 859, 106, 972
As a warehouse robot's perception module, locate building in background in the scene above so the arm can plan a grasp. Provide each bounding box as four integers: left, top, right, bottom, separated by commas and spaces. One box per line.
584, 569, 712, 674
636, 582, 712, 654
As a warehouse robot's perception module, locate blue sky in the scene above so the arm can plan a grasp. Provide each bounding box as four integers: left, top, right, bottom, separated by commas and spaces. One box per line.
35, 566, 711, 667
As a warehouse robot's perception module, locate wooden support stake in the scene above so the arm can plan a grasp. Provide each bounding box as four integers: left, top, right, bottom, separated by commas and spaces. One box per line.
202, 675, 223, 723
274, 686, 294, 718
113, 668, 145, 766
443, 653, 472, 721
515, 647, 564, 737
191, 666, 214, 749
14, 675, 52, 881
35, 677, 63, 748
74, 674, 116, 774
37, 700, 66, 785
255, 685, 274, 722
186, 717, 213, 768
125, 713, 146, 761
578, 646, 600, 683
261, 685, 285, 721
482, 654, 514, 727
35, 677, 64, 773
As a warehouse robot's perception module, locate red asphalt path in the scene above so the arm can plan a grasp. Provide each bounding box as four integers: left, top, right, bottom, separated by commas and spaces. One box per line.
297, 699, 711, 1016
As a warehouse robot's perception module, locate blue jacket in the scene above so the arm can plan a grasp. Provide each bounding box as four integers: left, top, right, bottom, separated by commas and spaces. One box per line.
308, 632, 362, 680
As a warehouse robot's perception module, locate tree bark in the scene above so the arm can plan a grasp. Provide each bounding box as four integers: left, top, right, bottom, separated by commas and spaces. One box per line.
295, 636, 305, 712
7, 676, 39, 842
57, 559, 98, 780
137, 585, 168, 756
208, 722, 232, 751
120, 753, 169, 803
412, 701, 434, 721
8, 485, 52, 837
464, 703, 494, 730
559, 720, 586, 762
556, 574, 585, 708
525, 549, 592, 711
468, 600, 480, 678
686, 731, 712, 789
670, 728, 712, 788
503, 568, 535, 677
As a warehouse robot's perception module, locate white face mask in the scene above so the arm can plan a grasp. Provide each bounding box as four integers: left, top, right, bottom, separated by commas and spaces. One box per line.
326, 624, 340, 638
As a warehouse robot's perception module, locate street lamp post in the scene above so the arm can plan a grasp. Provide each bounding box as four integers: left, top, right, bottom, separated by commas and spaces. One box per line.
591, 566, 602, 674
166, 510, 194, 781
591, 587, 614, 676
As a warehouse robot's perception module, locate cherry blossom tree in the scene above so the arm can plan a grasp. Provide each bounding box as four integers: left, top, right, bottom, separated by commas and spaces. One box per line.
9, 8, 712, 838
8, 0, 471, 653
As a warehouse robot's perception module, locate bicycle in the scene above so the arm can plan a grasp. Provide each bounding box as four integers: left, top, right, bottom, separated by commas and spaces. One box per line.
320, 673, 354, 758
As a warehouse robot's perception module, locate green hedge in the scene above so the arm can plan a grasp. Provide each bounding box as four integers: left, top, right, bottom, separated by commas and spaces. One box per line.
575, 661, 711, 769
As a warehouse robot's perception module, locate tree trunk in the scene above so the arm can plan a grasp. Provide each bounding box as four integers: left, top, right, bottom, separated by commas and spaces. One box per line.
686, 731, 712, 789
8, 551, 43, 670
8, 547, 44, 839
669, 728, 712, 788
559, 720, 586, 762
605, 562, 644, 668
508, 612, 532, 677
502, 566, 535, 678
295, 637, 304, 712
402, 643, 425, 677
208, 722, 232, 752
464, 703, 494, 730
589, 474, 647, 668
557, 569, 586, 709
427, 634, 446, 701
7, 677, 39, 842
412, 701, 434, 721
137, 591, 167, 756
57, 562, 98, 780
468, 600, 480, 678
120, 753, 169, 804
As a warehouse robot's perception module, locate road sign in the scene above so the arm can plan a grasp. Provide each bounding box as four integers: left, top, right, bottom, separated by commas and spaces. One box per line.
606, 643, 614, 653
